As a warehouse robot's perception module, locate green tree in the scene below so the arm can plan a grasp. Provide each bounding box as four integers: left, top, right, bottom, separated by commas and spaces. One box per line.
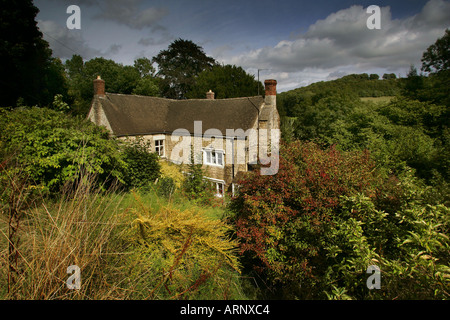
153, 39, 217, 99
132, 57, 160, 96
0, 0, 67, 108
420, 29, 450, 107
382, 73, 397, 80
64, 56, 160, 116
186, 64, 263, 99
83, 57, 136, 94
292, 92, 361, 143
183, 146, 212, 202
65, 54, 84, 78
421, 29, 450, 74
402, 65, 424, 100
64, 56, 123, 115
134, 57, 156, 78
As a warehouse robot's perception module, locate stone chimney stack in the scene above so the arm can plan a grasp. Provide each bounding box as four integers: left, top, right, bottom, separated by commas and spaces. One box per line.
264, 79, 277, 106
206, 89, 215, 100
93, 75, 105, 96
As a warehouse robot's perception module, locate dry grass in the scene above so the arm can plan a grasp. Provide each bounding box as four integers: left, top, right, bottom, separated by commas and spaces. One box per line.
0, 173, 131, 299
0, 170, 247, 300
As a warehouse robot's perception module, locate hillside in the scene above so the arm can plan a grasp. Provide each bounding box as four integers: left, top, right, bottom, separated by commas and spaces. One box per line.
277, 73, 402, 117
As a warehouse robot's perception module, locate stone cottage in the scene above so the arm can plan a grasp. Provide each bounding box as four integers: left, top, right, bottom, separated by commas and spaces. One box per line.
88, 76, 280, 196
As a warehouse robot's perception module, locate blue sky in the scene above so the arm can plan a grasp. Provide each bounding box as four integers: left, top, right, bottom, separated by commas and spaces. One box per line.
34, 0, 450, 92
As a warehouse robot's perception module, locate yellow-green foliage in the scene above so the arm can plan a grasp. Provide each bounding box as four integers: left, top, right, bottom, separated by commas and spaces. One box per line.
159, 160, 185, 189
123, 194, 243, 299
360, 96, 394, 105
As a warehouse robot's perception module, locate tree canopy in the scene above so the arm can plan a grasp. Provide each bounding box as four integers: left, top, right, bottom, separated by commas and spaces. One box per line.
421, 29, 450, 74
0, 0, 67, 108
64, 55, 160, 116
152, 39, 217, 99
186, 64, 263, 99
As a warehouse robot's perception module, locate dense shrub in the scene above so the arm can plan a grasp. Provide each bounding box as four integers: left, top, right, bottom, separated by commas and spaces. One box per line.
122, 195, 244, 299
182, 149, 216, 204
0, 107, 126, 194
159, 160, 185, 190
157, 177, 176, 198
120, 137, 161, 190
230, 141, 449, 299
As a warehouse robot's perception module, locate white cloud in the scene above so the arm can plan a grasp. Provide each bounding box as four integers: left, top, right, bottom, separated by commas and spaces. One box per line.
211, 44, 234, 61
227, 0, 450, 90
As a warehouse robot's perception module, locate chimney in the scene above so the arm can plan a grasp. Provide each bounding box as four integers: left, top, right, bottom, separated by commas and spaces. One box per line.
206, 89, 215, 100
264, 79, 277, 106
93, 75, 105, 96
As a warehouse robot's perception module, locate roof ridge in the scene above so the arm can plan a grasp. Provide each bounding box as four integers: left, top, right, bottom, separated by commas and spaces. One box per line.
105, 92, 263, 102
105, 92, 176, 101
178, 95, 263, 101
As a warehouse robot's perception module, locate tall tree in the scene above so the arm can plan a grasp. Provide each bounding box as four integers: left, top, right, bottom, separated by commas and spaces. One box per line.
134, 57, 156, 78
421, 29, 450, 107
132, 57, 160, 97
402, 65, 424, 100
0, 0, 67, 108
64, 55, 160, 116
421, 29, 450, 74
186, 64, 263, 99
153, 39, 217, 99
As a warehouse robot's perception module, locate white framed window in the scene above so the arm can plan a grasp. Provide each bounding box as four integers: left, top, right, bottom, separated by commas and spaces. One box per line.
154, 136, 165, 157
203, 149, 224, 166
205, 177, 225, 197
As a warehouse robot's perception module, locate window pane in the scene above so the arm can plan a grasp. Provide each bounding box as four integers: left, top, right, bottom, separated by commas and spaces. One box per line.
155, 140, 164, 156
217, 152, 223, 165
206, 151, 211, 163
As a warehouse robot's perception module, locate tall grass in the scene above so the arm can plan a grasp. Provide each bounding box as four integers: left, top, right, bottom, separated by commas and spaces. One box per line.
0, 171, 128, 299
0, 167, 248, 299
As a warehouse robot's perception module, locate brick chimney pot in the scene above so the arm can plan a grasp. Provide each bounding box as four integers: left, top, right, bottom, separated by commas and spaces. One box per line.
264, 79, 277, 96
93, 75, 105, 96
206, 89, 215, 99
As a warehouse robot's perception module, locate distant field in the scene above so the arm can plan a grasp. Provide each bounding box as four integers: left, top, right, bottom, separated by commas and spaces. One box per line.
360, 96, 395, 104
